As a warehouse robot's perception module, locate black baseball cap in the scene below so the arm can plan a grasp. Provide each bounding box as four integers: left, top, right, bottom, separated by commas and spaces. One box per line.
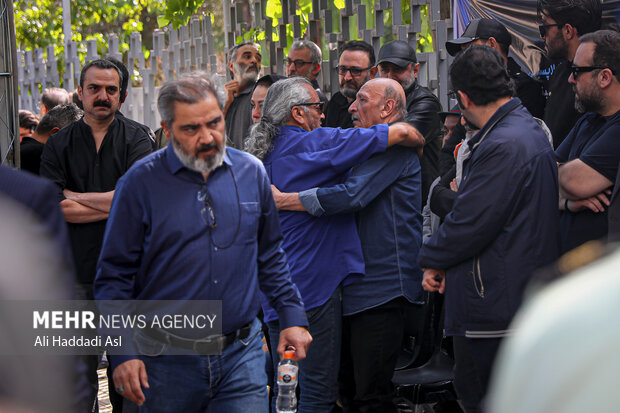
446, 19, 512, 56
377, 40, 417, 68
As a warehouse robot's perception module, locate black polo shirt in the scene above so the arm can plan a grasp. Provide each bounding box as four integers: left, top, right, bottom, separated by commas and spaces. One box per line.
325, 91, 354, 129
20, 137, 45, 175
40, 116, 153, 284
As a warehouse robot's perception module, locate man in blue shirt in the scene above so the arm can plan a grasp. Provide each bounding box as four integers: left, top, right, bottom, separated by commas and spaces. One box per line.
555, 30, 620, 253
94, 74, 311, 412
245, 77, 424, 412
270, 77, 424, 412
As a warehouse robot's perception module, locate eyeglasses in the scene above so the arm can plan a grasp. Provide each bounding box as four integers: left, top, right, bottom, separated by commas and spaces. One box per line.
197, 186, 216, 229
570, 65, 616, 80
538, 23, 563, 37
287, 58, 314, 69
295, 101, 325, 113
338, 65, 374, 77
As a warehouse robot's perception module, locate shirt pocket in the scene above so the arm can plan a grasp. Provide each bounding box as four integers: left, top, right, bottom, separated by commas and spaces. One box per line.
239, 202, 260, 244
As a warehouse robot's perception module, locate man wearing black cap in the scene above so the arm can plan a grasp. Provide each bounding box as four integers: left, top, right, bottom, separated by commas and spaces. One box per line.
377, 40, 442, 206
446, 18, 546, 119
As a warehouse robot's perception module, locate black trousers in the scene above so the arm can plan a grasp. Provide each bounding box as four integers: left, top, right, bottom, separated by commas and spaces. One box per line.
452, 336, 503, 413
340, 297, 420, 413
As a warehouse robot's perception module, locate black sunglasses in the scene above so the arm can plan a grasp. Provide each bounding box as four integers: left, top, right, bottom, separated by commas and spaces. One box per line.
295, 101, 325, 113
538, 23, 563, 37
197, 186, 216, 229
337, 65, 374, 77
570, 65, 616, 80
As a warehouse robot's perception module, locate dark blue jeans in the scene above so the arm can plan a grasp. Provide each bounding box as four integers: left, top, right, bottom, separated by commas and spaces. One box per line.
138, 318, 268, 413
268, 287, 342, 413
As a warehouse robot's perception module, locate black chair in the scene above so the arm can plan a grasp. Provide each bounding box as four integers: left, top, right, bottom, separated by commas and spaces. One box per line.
392, 293, 462, 412
395, 291, 436, 370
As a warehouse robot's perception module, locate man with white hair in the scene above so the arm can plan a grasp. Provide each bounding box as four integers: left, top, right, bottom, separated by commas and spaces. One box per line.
246, 76, 424, 412
224, 41, 262, 149
271, 77, 425, 412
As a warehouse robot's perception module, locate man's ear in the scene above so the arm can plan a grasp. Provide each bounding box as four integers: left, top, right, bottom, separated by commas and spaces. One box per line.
413, 62, 420, 78
456, 90, 472, 110
369, 66, 378, 78
77, 86, 83, 101
161, 121, 172, 140
564, 23, 578, 41
598, 68, 615, 88
50, 127, 60, 135
290, 106, 306, 125
381, 99, 396, 119
311, 63, 321, 77
228, 60, 235, 79
120, 91, 128, 104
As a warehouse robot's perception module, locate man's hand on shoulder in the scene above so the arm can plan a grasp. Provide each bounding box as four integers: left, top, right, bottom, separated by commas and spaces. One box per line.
113, 358, 150, 406
387, 122, 425, 149
277, 326, 312, 362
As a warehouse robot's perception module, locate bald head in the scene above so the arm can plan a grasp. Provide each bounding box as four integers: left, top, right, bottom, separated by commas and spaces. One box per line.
348, 78, 406, 128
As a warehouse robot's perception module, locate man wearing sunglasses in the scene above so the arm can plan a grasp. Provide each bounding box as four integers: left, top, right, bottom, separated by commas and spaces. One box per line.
269, 77, 424, 412
537, 0, 602, 148
246, 76, 424, 413
324, 40, 378, 129
377, 40, 442, 207
555, 30, 620, 253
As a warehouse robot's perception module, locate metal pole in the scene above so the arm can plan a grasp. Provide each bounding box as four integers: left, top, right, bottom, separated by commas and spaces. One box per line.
62, 0, 73, 90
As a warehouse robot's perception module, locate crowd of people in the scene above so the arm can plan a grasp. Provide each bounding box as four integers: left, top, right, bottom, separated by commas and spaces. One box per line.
6, 0, 620, 412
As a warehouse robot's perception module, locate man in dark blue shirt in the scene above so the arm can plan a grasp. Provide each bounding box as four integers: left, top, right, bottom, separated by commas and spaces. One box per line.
271, 77, 424, 412
94, 74, 311, 412
555, 30, 620, 253
246, 77, 424, 412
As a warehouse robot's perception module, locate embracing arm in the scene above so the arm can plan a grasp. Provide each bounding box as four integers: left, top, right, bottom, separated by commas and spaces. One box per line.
387, 122, 425, 148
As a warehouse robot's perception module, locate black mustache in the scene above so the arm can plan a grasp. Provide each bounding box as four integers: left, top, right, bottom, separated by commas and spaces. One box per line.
197, 143, 218, 152
94, 100, 111, 108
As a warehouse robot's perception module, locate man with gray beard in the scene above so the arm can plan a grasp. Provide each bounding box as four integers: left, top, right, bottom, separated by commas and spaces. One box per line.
245, 76, 424, 412
224, 41, 262, 149
95, 73, 311, 412
325, 40, 378, 129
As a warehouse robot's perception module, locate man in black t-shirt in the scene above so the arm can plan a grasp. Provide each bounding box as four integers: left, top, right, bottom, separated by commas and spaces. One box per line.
537, 0, 602, 148
324, 41, 378, 129
39, 59, 153, 409
555, 30, 620, 253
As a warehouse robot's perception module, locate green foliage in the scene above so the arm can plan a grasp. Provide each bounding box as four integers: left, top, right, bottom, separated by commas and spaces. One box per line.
15, 0, 165, 85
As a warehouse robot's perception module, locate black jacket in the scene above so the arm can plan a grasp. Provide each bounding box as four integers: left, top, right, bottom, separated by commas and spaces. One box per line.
404, 81, 442, 206
507, 57, 546, 119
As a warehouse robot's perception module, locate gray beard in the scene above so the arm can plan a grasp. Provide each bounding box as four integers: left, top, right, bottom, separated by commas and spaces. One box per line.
172, 135, 225, 173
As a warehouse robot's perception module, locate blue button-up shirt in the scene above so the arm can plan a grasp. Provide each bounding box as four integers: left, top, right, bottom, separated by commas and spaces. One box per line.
261, 124, 389, 322
299, 146, 424, 315
95, 144, 307, 366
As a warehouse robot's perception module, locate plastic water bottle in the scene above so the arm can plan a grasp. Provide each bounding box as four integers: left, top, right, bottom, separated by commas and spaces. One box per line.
276, 348, 298, 413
